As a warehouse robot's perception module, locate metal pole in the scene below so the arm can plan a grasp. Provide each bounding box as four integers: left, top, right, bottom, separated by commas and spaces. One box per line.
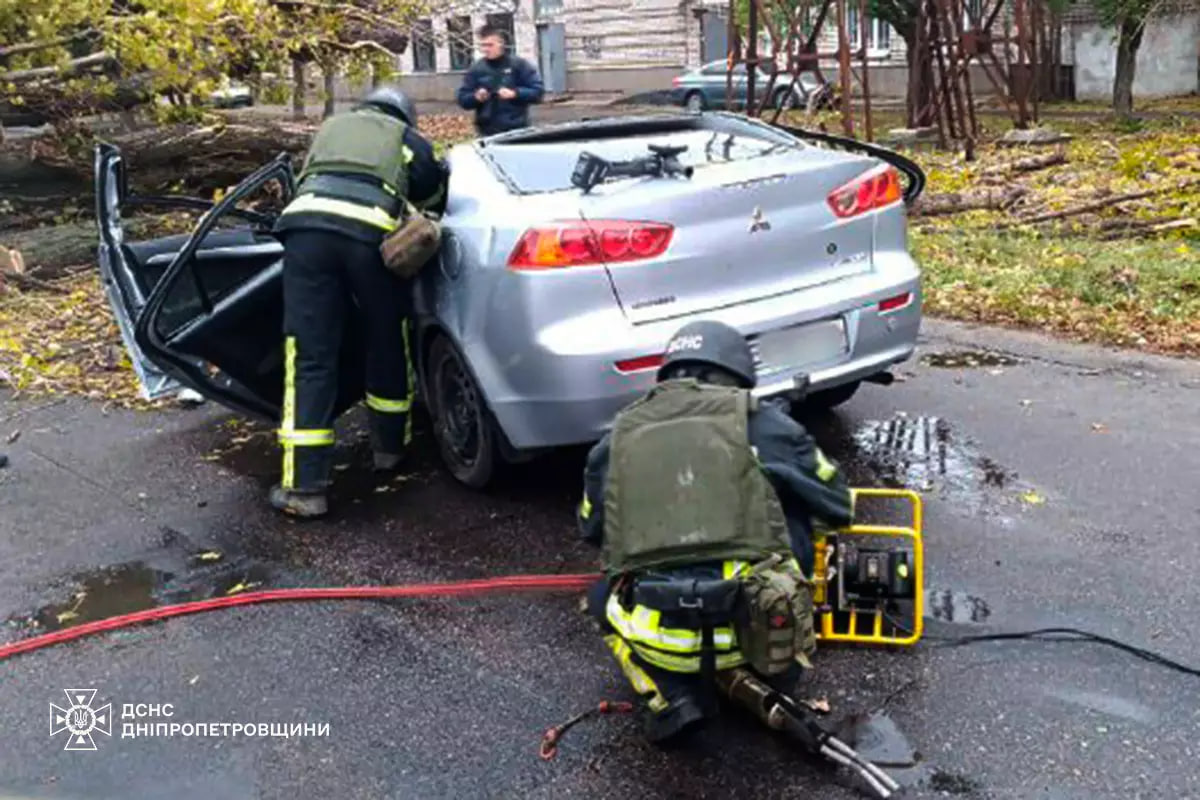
859, 0, 873, 141
836, 0, 854, 136
747, 0, 759, 115
726, 0, 736, 111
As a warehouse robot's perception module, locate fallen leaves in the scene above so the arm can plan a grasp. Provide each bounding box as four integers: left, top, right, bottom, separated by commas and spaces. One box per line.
1020, 490, 1046, 506
0, 271, 167, 409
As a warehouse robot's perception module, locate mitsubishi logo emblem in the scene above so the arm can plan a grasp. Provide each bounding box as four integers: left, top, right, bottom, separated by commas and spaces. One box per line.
749, 206, 771, 233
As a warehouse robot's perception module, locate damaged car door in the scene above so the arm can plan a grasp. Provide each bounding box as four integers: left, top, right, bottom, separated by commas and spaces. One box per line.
94, 143, 366, 423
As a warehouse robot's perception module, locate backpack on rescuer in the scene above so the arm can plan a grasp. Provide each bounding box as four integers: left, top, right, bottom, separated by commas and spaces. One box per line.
602, 378, 817, 677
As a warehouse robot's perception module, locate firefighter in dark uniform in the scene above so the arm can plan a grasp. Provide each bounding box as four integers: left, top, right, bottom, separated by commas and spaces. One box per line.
577, 320, 854, 744
269, 86, 449, 518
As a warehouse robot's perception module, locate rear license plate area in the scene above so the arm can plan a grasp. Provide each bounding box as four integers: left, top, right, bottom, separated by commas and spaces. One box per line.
751, 318, 848, 378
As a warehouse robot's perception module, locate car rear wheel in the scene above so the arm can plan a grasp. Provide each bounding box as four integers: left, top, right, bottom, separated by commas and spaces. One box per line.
685, 91, 706, 112
772, 88, 799, 110
427, 335, 496, 488
802, 380, 860, 412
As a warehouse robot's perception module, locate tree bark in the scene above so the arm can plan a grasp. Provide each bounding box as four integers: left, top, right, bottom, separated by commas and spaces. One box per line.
902, 31, 936, 128
322, 60, 337, 119
1112, 15, 1145, 118
291, 58, 307, 120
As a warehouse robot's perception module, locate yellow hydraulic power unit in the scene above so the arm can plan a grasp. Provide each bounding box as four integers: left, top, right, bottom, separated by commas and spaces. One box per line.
812, 488, 924, 647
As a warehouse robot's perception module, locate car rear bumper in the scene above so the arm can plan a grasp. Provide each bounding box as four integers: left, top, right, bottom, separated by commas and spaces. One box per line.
479, 261, 921, 451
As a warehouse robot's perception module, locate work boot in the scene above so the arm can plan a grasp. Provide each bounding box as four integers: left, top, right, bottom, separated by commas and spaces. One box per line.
269, 484, 328, 518
372, 451, 404, 472
642, 695, 706, 746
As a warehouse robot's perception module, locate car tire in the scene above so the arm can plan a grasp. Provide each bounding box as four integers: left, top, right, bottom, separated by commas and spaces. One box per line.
685, 91, 706, 113
772, 88, 798, 110
427, 334, 496, 489
802, 380, 861, 412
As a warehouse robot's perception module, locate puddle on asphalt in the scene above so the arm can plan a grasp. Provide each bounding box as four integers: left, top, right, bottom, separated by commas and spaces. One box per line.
844, 415, 1016, 506
925, 588, 992, 625
921, 349, 1022, 369
833, 712, 985, 796
6, 556, 275, 635
835, 711, 919, 768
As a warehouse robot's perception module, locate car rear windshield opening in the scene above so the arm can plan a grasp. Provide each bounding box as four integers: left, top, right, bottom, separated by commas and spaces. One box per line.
480, 116, 802, 194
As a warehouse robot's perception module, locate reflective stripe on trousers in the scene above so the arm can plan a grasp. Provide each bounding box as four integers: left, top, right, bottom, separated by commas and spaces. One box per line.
603, 634, 669, 712
280, 335, 335, 490
362, 318, 415, 448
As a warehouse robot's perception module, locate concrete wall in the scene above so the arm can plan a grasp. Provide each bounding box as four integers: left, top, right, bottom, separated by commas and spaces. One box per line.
1072, 12, 1200, 100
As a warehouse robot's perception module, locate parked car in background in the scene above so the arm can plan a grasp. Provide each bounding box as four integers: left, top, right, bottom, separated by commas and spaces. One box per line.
670, 60, 831, 112
209, 81, 253, 109
93, 110, 924, 489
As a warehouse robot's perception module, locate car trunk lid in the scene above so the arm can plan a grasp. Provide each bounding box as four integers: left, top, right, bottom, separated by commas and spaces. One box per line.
572, 134, 877, 324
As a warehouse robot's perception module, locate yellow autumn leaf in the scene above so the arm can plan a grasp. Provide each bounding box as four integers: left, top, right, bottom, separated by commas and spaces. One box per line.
56, 610, 79, 624
1020, 490, 1046, 505
195, 550, 223, 562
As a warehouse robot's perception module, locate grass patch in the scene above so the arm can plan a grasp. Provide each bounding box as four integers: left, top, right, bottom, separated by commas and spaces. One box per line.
915, 229, 1200, 354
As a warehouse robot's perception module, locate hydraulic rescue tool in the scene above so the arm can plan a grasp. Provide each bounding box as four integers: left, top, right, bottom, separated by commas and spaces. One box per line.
570, 143, 695, 194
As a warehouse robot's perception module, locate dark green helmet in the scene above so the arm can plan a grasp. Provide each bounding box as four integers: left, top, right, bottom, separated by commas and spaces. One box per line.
657, 320, 757, 388
361, 86, 417, 127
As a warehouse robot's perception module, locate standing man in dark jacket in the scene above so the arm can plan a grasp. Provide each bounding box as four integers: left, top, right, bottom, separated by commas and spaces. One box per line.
576, 320, 854, 744
269, 86, 449, 519
456, 24, 544, 136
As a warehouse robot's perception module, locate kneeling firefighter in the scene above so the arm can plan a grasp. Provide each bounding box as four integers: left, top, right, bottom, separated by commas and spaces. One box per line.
577, 320, 854, 743
270, 86, 449, 518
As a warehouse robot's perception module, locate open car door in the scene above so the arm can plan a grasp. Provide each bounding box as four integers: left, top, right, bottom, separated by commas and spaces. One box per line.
94, 142, 367, 423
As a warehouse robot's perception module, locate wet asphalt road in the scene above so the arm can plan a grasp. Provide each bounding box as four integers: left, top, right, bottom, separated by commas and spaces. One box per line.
2, 318, 1199, 800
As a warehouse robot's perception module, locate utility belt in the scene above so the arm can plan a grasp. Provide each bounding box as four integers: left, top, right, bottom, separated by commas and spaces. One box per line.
295, 173, 403, 219
610, 554, 816, 713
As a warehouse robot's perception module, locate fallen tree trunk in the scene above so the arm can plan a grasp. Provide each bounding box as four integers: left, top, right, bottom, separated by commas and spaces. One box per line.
1, 118, 316, 194
913, 185, 1029, 217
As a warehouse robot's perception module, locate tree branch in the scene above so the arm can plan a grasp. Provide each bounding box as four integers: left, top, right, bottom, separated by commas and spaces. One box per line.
0, 31, 99, 60
0, 52, 116, 84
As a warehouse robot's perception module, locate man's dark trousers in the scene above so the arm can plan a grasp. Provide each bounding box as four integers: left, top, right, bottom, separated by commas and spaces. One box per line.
279, 228, 413, 491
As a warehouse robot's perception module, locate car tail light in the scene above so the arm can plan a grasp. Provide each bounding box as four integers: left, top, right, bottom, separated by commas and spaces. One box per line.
615, 354, 665, 373
878, 292, 912, 313
672, 76, 681, 87
508, 221, 673, 270
827, 165, 903, 219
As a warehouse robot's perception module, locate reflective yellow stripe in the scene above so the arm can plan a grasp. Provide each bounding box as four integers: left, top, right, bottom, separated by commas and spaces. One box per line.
278, 429, 335, 446
630, 641, 747, 673
282, 194, 399, 231
815, 448, 838, 482
579, 493, 593, 520
605, 593, 737, 653
604, 634, 669, 711
281, 336, 297, 489
365, 393, 411, 414
402, 319, 415, 447
402, 145, 414, 164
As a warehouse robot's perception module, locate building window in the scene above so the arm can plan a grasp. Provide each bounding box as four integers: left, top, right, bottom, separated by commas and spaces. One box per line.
486, 12, 515, 48
535, 0, 564, 16
448, 15, 473, 70
412, 18, 435, 72
846, 8, 891, 55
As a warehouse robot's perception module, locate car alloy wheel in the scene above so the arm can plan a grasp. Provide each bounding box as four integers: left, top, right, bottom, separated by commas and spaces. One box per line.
685, 92, 705, 113
428, 335, 496, 488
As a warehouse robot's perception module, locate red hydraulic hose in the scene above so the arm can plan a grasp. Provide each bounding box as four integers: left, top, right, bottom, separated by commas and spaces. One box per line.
0, 572, 603, 662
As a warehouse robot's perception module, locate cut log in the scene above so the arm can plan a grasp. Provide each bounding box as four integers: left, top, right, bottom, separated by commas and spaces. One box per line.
980, 149, 1066, 177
